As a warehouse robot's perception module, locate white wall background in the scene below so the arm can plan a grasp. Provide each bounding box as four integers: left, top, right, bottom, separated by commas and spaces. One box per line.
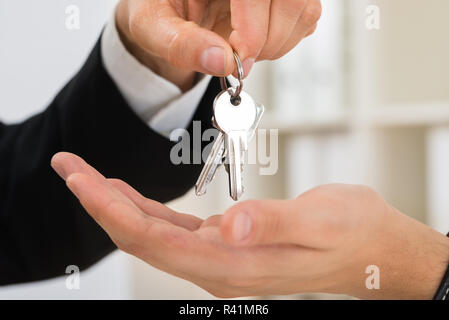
0, 0, 117, 122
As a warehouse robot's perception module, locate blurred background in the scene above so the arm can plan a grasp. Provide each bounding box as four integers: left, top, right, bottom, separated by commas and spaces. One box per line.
1, 0, 449, 299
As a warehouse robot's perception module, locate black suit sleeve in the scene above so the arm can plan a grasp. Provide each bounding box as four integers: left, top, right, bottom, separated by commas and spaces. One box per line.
0, 38, 219, 285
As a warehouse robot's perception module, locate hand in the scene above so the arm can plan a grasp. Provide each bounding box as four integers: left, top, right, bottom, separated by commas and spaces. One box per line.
115, 0, 322, 90
51, 152, 449, 299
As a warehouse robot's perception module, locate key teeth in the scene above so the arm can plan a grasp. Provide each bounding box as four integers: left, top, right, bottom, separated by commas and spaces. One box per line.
195, 186, 206, 196
230, 183, 244, 201
230, 191, 243, 201
194, 132, 225, 198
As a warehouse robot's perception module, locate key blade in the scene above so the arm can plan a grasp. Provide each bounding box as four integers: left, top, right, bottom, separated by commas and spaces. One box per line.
195, 132, 225, 196
212, 89, 264, 201
226, 131, 245, 201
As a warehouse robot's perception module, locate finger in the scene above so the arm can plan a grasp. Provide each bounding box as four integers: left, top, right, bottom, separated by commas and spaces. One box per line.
220, 198, 334, 248
51, 152, 203, 230
66, 173, 159, 245
108, 178, 203, 231
272, 0, 322, 59
200, 215, 222, 228
51, 152, 104, 181
305, 23, 318, 37
229, 0, 271, 76
258, 0, 309, 61
65, 173, 215, 280
127, 0, 234, 76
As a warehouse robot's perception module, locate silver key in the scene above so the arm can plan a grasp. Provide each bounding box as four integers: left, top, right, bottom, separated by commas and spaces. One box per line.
223, 101, 264, 175
214, 90, 258, 201
194, 131, 225, 196
195, 100, 263, 197
194, 50, 264, 200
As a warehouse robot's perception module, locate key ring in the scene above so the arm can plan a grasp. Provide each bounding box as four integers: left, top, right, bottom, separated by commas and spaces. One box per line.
220, 51, 244, 105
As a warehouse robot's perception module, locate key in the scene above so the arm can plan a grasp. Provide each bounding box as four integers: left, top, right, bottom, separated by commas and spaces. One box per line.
195, 102, 264, 197
214, 90, 258, 201
223, 101, 264, 176
194, 131, 225, 196
194, 50, 265, 200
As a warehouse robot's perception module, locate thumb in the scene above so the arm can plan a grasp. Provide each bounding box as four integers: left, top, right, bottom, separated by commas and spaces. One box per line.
220, 199, 328, 248
127, 1, 234, 76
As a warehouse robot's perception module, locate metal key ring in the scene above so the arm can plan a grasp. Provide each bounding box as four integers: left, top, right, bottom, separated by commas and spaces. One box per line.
220, 51, 244, 102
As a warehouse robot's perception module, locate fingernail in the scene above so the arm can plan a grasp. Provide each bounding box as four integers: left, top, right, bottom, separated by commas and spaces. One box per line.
232, 212, 252, 242
51, 160, 68, 180
242, 58, 255, 78
201, 46, 225, 74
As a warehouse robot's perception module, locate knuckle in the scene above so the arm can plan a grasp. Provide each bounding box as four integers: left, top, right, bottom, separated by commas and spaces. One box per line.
269, 51, 288, 61
305, 185, 344, 208
115, 239, 139, 255
107, 178, 126, 189
357, 185, 386, 207
302, 0, 322, 26
300, 184, 375, 240
285, 0, 309, 16
359, 185, 378, 197
318, 212, 347, 239
128, 10, 145, 39
166, 20, 196, 67
298, 185, 347, 232
106, 200, 152, 239
258, 37, 282, 61
242, 33, 267, 58
306, 23, 318, 37
159, 227, 190, 250
104, 198, 123, 214
295, 0, 309, 11
107, 178, 121, 184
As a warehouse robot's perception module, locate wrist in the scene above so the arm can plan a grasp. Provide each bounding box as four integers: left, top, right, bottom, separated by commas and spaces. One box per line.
357, 208, 449, 299
115, 1, 196, 91
413, 230, 449, 299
